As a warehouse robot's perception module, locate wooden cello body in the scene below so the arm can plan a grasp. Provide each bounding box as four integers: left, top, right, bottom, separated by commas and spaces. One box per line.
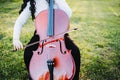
29, 0, 76, 80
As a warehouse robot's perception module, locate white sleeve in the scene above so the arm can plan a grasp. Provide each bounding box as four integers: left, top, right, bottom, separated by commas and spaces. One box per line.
13, 2, 31, 40
55, 0, 72, 18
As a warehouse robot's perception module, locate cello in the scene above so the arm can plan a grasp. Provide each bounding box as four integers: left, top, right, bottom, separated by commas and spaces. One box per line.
29, 0, 76, 79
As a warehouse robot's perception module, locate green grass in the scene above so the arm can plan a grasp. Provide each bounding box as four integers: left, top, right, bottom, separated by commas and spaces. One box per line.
0, 0, 120, 80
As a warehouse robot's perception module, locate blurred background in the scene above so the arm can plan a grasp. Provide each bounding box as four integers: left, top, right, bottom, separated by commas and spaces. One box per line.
0, 0, 120, 80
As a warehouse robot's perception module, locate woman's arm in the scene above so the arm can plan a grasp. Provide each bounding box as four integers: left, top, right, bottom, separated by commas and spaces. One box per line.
13, 2, 31, 50
55, 0, 72, 18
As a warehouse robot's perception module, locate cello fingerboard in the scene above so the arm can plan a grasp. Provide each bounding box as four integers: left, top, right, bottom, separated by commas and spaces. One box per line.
47, 0, 54, 36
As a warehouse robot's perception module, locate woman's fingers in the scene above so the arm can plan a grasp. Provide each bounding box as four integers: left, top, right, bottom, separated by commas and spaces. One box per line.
13, 39, 23, 51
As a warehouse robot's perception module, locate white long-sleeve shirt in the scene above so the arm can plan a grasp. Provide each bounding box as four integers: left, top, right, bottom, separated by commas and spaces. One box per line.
13, 0, 72, 50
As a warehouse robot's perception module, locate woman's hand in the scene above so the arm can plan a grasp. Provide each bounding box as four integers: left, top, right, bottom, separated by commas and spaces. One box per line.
13, 39, 23, 50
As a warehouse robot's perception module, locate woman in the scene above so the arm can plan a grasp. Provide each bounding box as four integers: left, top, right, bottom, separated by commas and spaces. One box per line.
13, 0, 80, 80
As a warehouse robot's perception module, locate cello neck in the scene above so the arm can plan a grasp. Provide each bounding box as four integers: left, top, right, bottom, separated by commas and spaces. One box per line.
47, 0, 54, 37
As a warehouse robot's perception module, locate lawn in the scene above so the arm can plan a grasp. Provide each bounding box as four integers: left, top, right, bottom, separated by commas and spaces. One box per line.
0, 0, 120, 80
